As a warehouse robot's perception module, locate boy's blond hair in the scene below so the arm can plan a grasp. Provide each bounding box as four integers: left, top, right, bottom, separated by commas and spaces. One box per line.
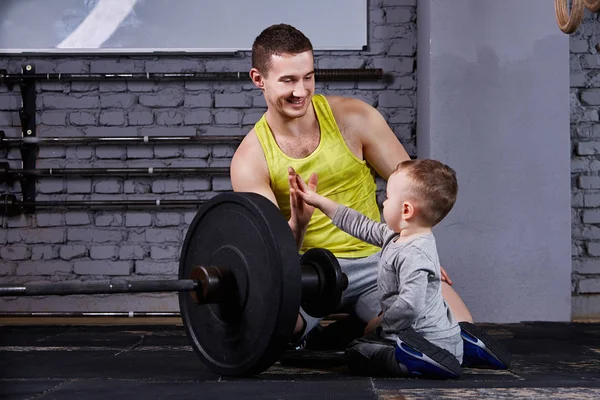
393, 159, 458, 227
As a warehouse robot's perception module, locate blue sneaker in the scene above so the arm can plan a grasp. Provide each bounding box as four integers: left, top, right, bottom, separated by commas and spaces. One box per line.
460, 322, 512, 369
394, 329, 461, 380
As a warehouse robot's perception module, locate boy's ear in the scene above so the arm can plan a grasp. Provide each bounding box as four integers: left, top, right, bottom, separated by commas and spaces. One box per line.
249, 68, 265, 89
402, 201, 415, 220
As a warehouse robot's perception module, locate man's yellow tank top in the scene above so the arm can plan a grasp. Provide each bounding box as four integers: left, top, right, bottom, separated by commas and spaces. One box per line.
254, 94, 381, 258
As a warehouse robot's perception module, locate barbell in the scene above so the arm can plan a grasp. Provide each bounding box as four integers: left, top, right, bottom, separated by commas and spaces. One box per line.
0, 192, 349, 377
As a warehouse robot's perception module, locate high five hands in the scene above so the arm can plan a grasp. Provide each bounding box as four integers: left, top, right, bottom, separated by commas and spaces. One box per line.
288, 167, 318, 232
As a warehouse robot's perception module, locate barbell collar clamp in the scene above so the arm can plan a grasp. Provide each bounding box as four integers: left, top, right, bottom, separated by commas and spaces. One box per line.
190, 266, 230, 304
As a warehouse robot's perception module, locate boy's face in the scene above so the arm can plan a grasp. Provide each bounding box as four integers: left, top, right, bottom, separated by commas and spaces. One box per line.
250, 50, 315, 120
382, 170, 413, 232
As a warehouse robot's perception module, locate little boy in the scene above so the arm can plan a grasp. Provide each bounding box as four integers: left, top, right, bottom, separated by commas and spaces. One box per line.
292, 159, 463, 379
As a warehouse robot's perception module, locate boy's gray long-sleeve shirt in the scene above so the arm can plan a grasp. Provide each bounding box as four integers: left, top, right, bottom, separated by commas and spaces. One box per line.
332, 205, 461, 343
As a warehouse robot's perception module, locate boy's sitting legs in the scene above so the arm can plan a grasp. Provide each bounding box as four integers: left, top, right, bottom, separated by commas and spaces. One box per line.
306, 310, 513, 372
345, 328, 461, 379
323, 316, 512, 371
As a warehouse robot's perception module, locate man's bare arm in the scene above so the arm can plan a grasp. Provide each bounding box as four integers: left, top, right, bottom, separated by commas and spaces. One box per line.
359, 102, 411, 179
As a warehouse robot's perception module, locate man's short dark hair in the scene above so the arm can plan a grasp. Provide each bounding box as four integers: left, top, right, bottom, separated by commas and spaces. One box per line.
252, 24, 313, 75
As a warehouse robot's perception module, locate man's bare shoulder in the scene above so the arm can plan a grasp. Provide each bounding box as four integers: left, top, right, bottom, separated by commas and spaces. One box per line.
325, 95, 374, 132
232, 129, 264, 167
325, 95, 371, 112
230, 128, 272, 193
325, 95, 372, 121
229, 129, 277, 205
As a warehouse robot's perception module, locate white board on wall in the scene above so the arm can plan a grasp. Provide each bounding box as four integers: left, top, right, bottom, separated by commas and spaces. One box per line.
0, 0, 368, 54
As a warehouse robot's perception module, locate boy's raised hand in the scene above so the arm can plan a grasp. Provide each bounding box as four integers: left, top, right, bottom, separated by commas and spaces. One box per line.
293, 172, 339, 219
293, 172, 321, 208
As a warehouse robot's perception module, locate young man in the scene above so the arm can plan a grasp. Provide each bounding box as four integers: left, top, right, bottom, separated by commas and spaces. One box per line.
230, 23, 510, 370
293, 159, 463, 378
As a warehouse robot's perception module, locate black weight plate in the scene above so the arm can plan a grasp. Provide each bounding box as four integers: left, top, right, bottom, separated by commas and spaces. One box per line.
178, 192, 301, 376
300, 248, 344, 318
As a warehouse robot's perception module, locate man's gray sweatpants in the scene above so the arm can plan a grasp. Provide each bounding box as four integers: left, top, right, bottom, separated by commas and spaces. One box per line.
299, 251, 381, 339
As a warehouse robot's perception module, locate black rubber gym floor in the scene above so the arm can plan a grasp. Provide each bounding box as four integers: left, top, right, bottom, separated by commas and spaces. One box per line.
1, 322, 599, 399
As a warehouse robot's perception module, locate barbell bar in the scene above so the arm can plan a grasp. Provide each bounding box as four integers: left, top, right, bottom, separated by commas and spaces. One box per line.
0, 192, 349, 376
0, 254, 346, 310
0, 278, 197, 297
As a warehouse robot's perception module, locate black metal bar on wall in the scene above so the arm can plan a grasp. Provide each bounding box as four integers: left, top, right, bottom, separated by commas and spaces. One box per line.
0, 68, 383, 84
0, 132, 244, 148
0, 166, 229, 179
0, 194, 206, 216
